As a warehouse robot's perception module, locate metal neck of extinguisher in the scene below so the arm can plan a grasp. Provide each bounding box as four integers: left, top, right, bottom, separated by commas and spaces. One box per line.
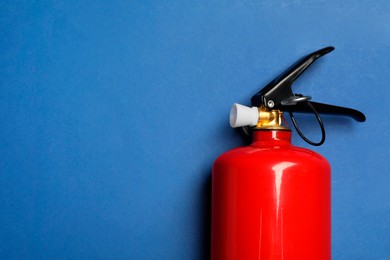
230, 46, 366, 146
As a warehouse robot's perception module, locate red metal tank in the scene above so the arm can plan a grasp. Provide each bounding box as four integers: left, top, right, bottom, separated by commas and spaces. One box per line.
211, 129, 331, 260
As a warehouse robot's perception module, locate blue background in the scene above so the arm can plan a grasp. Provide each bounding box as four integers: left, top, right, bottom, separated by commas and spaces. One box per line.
1, 1, 389, 259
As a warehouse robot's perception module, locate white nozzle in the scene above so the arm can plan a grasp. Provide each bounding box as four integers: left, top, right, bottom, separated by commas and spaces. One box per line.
230, 103, 259, 128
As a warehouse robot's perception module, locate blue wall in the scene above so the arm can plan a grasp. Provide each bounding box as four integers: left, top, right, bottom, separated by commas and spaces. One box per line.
1, 1, 389, 259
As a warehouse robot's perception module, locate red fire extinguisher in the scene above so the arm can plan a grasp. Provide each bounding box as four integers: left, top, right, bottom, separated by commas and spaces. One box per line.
211, 47, 365, 260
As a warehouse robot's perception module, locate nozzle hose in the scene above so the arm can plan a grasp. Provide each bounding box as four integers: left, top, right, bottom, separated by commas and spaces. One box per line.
289, 101, 326, 146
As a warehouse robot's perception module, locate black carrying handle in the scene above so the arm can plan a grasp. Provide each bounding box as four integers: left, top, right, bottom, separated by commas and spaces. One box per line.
289, 101, 366, 122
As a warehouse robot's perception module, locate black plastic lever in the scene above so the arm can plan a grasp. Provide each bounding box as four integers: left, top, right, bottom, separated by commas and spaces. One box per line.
251, 46, 335, 109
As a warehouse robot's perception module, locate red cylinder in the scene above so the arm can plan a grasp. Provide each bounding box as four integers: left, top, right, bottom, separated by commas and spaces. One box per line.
211, 130, 331, 260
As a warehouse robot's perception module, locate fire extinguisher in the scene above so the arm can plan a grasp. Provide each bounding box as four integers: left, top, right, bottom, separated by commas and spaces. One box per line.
211, 46, 365, 260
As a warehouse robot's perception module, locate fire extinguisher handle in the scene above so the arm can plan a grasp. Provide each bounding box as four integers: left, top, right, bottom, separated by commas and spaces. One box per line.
250, 46, 366, 122
240, 46, 366, 145
288, 101, 366, 122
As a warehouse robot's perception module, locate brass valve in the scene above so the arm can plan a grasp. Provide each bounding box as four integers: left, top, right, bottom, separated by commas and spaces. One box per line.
256, 107, 287, 130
